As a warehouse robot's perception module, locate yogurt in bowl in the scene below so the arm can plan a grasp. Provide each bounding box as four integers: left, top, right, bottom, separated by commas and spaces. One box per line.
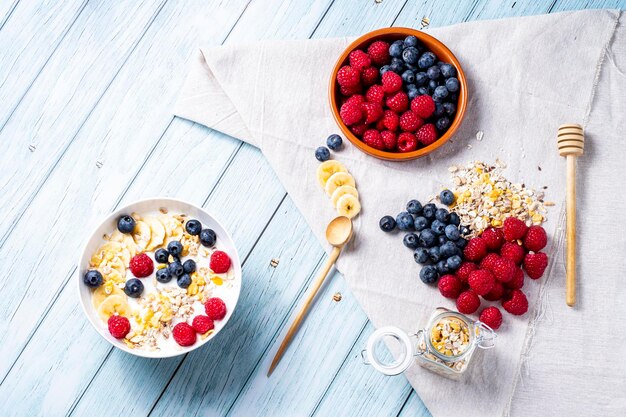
78, 198, 241, 358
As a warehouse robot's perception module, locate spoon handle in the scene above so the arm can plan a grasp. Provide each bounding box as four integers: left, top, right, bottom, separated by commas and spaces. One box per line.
268, 245, 342, 376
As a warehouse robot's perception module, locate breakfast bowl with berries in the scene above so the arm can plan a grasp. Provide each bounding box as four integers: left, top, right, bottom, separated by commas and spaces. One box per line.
329, 28, 467, 161
77, 198, 242, 358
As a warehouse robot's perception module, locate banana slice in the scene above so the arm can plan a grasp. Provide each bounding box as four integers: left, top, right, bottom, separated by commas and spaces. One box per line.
109, 230, 138, 258
317, 160, 347, 188
132, 220, 151, 252
97, 295, 130, 321
92, 284, 124, 309
336, 194, 361, 219
90, 242, 130, 267
158, 214, 179, 237
325, 172, 355, 197
331, 185, 359, 208
144, 216, 165, 250
98, 258, 126, 283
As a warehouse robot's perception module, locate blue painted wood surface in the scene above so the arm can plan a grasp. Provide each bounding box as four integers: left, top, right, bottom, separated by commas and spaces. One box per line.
0, 1, 623, 416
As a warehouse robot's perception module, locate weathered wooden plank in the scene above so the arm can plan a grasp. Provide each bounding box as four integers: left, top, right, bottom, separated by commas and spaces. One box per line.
0, 0, 20, 30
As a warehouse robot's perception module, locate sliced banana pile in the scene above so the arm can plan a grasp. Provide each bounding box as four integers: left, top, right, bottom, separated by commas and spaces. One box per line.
316, 160, 361, 219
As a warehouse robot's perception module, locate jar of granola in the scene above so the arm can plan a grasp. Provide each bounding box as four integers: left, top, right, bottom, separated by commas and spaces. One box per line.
362, 308, 496, 379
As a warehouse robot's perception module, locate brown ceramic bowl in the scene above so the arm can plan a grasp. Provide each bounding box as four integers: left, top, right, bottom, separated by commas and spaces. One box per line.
329, 27, 468, 161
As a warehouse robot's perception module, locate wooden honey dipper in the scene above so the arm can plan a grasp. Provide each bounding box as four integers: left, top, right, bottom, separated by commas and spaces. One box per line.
557, 124, 584, 307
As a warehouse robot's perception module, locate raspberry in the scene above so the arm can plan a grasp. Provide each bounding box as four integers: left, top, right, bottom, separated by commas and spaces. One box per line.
108, 315, 130, 339
505, 267, 525, 290
336, 65, 361, 87
479, 307, 503, 330
491, 257, 516, 283
479, 253, 500, 271
503, 217, 528, 241
523, 225, 547, 252
500, 241, 525, 265
483, 281, 505, 301
363, 129, 384, 150
456, 290, 480, 314
399, 111, 424, 132
361, 66, 378, 86
382, 110, 399, 131
367, 40, 390, 65
463, 237, 487, 261
350, 123, 368, 137
523, 251, 548, 279
381, 71, 402, 94
345, 94, 365, 107
365, 85, 385, 105
380, 130, 397, 151
396, 132, 417, 152
339, 101, 363, 126
129, 253, 154, 278
191, 315, 215, 334
416, 124, 437, 146
361, 102, 383, 124
375, 118, 386, 131
205, 297, 227, 320
438, 274, 463, 299
172, 322, 197, 346
386, 91, 409, 113
349, 50, 371, 71
468, 269, 495, 296
502, 289, 528, 315
210, 250, 231, 273
455, 261, 477, 283
339, 84, 362, 96
481, 227, 504, 251
410, 95, 435, 118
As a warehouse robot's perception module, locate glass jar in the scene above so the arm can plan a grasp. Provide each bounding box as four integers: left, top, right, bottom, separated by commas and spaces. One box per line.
362, 307, 496, 379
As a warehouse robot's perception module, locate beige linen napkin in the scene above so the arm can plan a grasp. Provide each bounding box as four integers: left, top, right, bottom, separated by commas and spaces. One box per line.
174, 10, 626, 416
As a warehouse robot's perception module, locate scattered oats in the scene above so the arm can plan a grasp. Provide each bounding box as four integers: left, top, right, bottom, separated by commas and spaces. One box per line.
159, 207, 168, 214
28, 144, 36, 152
475, 131, 484, 141
421, 16, 430, 28
538, 166, 542, 171
467, 144, 472, 149
270, 258, 280, 268
544, 201, 555, 206
96, 160, 103, 168
333, 292, 342, 302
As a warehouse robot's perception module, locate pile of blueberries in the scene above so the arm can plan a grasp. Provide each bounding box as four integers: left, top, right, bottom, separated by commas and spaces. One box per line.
315, 133, 343, 162
382, 35, 460, 132
379, 189, 469, 284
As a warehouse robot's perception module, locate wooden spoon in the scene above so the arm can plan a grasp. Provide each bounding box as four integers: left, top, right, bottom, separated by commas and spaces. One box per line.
268, 216, 353, 376
557, 124, 584, 307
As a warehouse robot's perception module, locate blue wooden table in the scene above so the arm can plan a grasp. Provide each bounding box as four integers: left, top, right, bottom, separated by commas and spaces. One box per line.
1, 1, 623, 416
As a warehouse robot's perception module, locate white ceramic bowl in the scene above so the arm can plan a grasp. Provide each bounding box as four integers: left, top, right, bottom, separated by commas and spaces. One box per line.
77, 198, 242, 358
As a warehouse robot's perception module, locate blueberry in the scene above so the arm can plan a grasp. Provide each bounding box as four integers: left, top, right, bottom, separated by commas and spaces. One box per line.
414, 216, 429, 231
414, 72, 428, 86
460, 225, 471, 236
396, 212, 414, 231
168, 261, 184, 278
402, 47, 419, 65
442, 101, 456, 116
379, 215, 396, 232
124, 278, 144, 298
433, 103, 445, 117
327, 134, 343, 151
422, 203, 436, 220
435, 208, 450, 223
200, 228, 217, 247
417, 86, 429, 96
389, 40, 403, 58
454, 237, 468, 249
418, 229, 437, 248
439, 189, 455, 206
446, 255, 463, 271
154, 248, 170, 264
428, 80, 438, 93
420, 265, 439, 284
401, 70, 415, 84
427, 66, 441, 80
440, 241, 458, 258
380, 65, 391, 76
433, 85, 448, 101
448, 212, 460, 226
390, 61, 404, 74
391, 57, 404, 67
403, 35, 419, 48
414, 247, 430, 264
156, 268, 172, 283
438, 235, 448, 246
430, 220, 446, 235
117, 215, 136, 234
315, 146, 330, 162
437, 61, 445, 67
440, 63, 456, 78
403, 233, 419, 249
428, 246, 442, 263
185, 219, 202, 236
83, 270, 103, 288
406, 199, 423, 215
407, 87, 419, 100
436, 260, 450, 274
418, 52, 436, 69
436, 117, 451, 131
167, 241, 183, 257
445, 77, 460, 93
183, 259, 196, 274
444, 224, 460, 240
177, 274, 192, 289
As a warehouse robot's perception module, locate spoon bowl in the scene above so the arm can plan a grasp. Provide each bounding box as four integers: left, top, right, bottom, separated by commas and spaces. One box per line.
326, 216, 353, 246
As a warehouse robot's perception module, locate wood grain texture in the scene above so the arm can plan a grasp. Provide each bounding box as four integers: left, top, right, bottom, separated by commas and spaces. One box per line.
0, 1, 623, 417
